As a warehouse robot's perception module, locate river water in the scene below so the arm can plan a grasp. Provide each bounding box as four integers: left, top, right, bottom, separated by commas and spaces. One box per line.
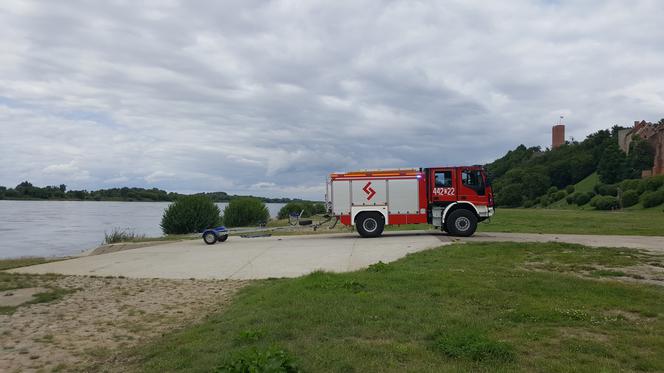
0, 201, 286, 259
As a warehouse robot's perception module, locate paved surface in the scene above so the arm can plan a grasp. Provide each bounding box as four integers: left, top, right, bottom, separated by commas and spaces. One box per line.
9, 231, 664, 280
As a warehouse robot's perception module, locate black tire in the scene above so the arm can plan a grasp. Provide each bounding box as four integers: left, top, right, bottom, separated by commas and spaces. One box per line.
447, 209, 478, 237
203, 232, 217, 245
218, 234, 229, 242
356, 212, 385, 238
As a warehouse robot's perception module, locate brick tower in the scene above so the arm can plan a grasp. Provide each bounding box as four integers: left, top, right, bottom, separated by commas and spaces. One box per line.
552, 124, 565, 149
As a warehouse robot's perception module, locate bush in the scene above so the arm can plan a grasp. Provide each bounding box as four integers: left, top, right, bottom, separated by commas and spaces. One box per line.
217, 347, 299, 373
594, 183, 618, 196
547, 186, 558, 195
223, 198, 270, 227
495, 184, 524, 207
277, 201, 326, 219
574, 192, 592, 206
565, 185, 575, 194
566, 193, 578, 204
619, 179, 642, 192
638, 176, 664, 194
550, 190, 566, 202
523, 199, 535, 208
640, 190, 664, 208
590, 195, 619, 210
161, 195, 221, 234
621, 190, 639, 208
539, 195, 550, 207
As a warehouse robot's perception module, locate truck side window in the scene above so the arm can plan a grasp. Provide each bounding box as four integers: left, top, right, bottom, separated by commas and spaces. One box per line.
435, 171, 452, 187
462, 170, 485, 195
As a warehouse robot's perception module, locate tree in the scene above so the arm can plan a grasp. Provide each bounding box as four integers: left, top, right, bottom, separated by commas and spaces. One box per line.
597, 142, 630, 184
161, 195, 221, 234
222, 198, 270, 227
628, 136, 654, 172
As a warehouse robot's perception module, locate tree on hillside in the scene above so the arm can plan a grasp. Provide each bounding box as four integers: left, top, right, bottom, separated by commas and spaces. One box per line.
597, 142, 630, 184
628, 136, 654, 172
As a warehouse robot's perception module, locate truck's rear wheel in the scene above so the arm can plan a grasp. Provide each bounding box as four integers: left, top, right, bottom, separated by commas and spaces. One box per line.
356, 212, 385, 238
447, 209, 477, 237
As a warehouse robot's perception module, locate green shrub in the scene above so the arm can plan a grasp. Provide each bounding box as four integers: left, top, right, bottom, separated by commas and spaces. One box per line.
540, 195, 550, 207
495, 184, 524, 207
594, 183, 618, 196
523, 199, 535, 208
217, 347, 300, 373
638, 176, 664, 194
565, 185, 575, 194
621, 190, 639, 208
619, 179, 642, 192
566, 193, 578, 204
640, 190, 664, 208
550, 190, 566, 202
160, 195, 221, 234
590, 195, 619, 210
574, 192, 592, 206
547, 186, 558, 195
223, 198, 270, 227
277, 201, 326, 219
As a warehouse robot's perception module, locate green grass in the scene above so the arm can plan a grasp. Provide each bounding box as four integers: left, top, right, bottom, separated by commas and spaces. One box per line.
479, 208, 664, 236
123, 242, 664, 373
574, 172, 599, 194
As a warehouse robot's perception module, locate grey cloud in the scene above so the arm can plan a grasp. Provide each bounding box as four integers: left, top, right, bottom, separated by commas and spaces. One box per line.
1, 0, 663, 199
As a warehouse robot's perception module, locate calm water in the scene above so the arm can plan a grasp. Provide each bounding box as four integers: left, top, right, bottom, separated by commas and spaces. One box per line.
0, 201, 286, 259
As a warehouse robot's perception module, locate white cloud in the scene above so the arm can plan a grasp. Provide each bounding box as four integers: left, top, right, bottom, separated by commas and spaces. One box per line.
0, 0, 663, 199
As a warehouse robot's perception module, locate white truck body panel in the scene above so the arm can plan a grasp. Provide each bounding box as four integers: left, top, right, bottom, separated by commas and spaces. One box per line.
330, 177, 420, 224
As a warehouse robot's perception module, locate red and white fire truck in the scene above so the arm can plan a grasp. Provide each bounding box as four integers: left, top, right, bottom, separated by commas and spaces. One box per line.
326, 166, 494, 237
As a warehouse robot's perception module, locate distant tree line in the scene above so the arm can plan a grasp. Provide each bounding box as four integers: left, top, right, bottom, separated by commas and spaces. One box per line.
487, 120, 662, 208
0, 181, 314, 203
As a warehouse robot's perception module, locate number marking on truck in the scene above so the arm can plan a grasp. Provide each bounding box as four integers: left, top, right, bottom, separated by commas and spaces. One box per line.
433, 187, 455, 196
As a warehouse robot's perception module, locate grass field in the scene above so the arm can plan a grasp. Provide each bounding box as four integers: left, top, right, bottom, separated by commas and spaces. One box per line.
124, 242, 664, 373
479, 208, 664, 236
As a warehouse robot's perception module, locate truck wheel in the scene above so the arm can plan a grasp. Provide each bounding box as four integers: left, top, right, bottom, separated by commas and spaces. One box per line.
218, 234, 229, 242
203, 232, 218, 245
356, 212, 385, 238
447, 209, 477, 237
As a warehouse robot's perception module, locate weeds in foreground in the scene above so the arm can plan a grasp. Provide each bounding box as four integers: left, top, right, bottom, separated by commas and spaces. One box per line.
103, 228, 146, 244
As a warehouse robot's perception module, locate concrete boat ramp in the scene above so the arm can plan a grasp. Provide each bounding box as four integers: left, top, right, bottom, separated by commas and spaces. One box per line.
8, 231, 664, 280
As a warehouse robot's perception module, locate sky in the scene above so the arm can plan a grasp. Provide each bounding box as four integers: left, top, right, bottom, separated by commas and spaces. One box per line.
1, 0, 663, 199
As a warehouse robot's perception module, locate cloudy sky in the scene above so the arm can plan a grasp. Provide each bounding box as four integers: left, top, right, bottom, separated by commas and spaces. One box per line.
1, 0, 662, 199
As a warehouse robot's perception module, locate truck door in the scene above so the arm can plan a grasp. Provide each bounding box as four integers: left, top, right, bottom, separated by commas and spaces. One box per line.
457, 168, 486, 205
429, 168, 457, 204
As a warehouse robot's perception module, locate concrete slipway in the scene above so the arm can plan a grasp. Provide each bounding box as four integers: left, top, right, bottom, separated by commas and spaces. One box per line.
8, 231, 664, 280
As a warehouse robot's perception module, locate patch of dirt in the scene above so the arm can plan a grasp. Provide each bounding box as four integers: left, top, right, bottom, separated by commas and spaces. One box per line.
0, 276, 247, 372
557, 327, 610, 342
0, 288, 48, 307
523, 261, 664, 286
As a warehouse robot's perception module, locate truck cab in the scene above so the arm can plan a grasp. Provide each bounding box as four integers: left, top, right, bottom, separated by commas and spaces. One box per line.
426, 166, 494, 235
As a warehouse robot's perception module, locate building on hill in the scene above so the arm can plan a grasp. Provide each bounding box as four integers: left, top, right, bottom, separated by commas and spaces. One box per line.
552, 124, 565, 149
618, 120, 664, 177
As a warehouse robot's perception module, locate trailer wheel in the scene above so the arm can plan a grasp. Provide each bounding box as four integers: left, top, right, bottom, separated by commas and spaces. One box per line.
356, 212, 384, 238
203, 232, 218, 245
447, 209, 477, 237
218, 234, 229, 242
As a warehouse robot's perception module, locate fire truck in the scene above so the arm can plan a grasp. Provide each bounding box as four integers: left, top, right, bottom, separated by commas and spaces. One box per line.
326, 166, 494, 237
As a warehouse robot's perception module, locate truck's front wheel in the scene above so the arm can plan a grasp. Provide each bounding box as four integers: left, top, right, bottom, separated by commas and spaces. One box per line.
447, 209, 477, 237
356, 212, 385, 238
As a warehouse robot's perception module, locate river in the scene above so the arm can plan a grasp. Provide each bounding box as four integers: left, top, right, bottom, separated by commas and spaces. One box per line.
0, 200, 286, 259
